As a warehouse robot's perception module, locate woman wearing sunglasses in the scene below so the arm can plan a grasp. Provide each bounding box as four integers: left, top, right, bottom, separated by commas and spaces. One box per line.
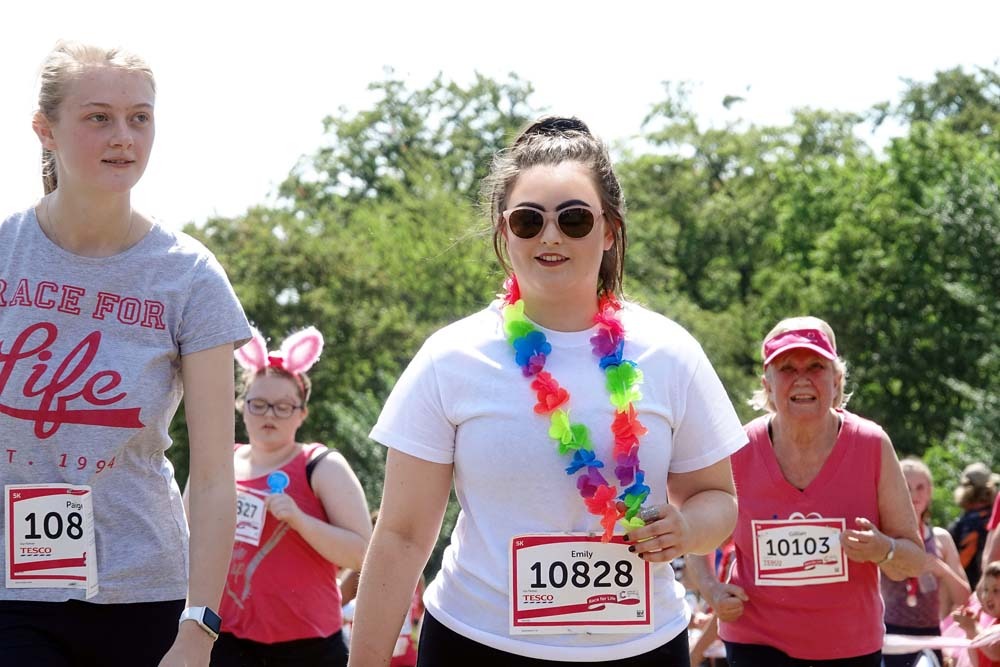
348, 117, 747, 666
209, 327, 372, 666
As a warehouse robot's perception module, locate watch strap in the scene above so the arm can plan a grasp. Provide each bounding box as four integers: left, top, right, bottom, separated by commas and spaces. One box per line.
179, 605, 221, 640
876, 537, 896, 565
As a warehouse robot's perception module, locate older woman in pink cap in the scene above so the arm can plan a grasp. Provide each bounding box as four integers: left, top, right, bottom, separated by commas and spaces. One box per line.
688, 316, 925, 667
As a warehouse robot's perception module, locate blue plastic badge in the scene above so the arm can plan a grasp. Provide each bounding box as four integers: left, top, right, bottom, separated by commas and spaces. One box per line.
267, 470, 290, 494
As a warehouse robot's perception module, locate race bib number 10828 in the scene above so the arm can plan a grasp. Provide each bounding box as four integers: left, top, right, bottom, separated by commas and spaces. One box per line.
509, 534, 652, 635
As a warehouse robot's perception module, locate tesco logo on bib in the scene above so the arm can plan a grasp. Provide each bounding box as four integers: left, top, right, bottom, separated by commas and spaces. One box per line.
20, 547, 53, 555
522, 594, 554, 603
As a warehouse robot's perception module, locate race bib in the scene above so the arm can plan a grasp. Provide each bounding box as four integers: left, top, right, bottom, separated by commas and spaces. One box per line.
509, 534, 652, 634
234, 488, 268, 546
5, 484, 98, 599
751, 516, 847, 586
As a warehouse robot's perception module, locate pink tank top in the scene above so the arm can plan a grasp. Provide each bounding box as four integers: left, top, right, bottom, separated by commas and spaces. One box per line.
220, 443, 343, 643
719, 410, 885, 659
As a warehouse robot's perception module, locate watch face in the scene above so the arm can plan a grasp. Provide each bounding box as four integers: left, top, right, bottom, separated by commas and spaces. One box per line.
202, 607, 222, 634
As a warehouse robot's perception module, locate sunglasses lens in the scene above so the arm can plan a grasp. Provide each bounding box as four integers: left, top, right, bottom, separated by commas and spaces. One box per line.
507, 209, 544, 239
557, 208, 595, 238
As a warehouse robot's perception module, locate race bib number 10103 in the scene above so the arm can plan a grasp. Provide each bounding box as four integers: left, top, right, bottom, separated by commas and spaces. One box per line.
751, 516, 847, 587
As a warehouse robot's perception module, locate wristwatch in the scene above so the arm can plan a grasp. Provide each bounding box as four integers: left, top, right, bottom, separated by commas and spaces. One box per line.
179, 606, 222, 640
877, 537, 896, 565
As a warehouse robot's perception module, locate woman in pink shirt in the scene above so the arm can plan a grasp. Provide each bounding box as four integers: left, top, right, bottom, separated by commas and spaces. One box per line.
211, 327, 372, 666
689, 316, 925, 666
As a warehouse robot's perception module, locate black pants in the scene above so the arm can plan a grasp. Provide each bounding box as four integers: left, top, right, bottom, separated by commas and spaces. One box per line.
416, 610, 690, 666
0, 598, 185, 667
724, 641, 882, 667
211, 629, 349, 667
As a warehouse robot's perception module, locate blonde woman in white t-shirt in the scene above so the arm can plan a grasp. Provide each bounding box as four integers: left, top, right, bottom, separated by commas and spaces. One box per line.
348, 117, 747, 666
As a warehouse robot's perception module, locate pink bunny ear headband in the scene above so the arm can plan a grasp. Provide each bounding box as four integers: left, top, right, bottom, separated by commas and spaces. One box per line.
235, 326, 324, 392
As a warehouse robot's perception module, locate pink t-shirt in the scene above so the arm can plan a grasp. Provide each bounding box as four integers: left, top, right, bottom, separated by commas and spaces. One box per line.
719, 410, 885, 659
220, 443, 343, 643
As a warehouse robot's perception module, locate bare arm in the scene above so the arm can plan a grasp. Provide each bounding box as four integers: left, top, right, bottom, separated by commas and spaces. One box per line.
266, 450, 372, 571
626, 457, 737, 561
685, 551, 747, 622
339, 569, 360, 607
689, 611, 718, 666
347, 449, 452, 667
161, 344, 238, 666
932, 526, 972, 618
842, 434, 923, 580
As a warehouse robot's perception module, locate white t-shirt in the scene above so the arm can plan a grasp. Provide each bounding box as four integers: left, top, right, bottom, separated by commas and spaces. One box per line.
0, 207, 250, 603
370, 301, 747, 660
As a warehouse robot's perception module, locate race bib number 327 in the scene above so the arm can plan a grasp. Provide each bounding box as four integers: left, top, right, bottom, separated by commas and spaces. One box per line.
5, 484, 98, 599
509, 534, 652, 634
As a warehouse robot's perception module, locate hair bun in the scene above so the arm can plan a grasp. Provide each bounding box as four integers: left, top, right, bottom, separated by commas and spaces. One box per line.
526, 116, 592, 137
961, 462, 998, 489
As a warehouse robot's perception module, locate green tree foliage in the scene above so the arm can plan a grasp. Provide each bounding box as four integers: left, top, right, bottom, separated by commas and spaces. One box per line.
178, 73, 534, 572
169, 66, 999, 576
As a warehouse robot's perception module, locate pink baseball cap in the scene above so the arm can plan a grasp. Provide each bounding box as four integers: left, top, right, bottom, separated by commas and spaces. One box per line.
763, 328, 838, 366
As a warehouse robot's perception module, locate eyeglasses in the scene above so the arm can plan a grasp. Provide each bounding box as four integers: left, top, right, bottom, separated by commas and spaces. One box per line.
245, 398, 303, 419
502, 206, 602, 240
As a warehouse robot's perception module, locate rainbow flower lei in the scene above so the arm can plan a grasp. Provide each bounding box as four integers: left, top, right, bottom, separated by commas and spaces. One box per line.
500, 276, 650, 543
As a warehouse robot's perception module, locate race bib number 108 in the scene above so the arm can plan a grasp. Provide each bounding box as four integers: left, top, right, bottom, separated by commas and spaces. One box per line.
5, 484, 98, 599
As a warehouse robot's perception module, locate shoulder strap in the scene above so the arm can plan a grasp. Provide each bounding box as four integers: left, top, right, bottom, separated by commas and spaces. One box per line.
305, 447, 334, 486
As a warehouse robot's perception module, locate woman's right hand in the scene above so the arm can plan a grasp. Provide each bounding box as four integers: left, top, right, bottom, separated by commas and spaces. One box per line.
706, 580, 748, 622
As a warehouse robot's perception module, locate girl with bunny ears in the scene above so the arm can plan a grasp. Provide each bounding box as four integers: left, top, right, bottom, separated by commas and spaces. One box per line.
209, 327, 372, 667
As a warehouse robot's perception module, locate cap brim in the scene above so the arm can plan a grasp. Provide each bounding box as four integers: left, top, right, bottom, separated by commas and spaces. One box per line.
764, 343, 838, 367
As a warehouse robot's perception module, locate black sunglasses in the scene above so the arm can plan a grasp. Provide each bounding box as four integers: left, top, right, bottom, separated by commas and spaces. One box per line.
502, 206, 602, 239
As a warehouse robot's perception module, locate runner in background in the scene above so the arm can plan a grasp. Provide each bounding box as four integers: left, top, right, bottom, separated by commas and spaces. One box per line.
347, 116, 747, 666
210, 327, 371, 666
949, 462, 999, 589
951, 561, 1000, 667
688, 317, 924, 667
0, 40, 250, 666
881, 457, 969, 667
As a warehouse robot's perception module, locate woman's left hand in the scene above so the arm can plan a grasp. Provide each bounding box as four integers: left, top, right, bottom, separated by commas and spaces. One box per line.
622, 503, 690, 562
841, 516, 892, 563
266, 493, 304, 530
158, 622, 214, 666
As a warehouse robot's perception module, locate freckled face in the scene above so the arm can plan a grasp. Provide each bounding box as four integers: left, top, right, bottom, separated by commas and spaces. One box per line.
37, 67, 155, 194
503, 162, 613, 308
763, 349, 841, 419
